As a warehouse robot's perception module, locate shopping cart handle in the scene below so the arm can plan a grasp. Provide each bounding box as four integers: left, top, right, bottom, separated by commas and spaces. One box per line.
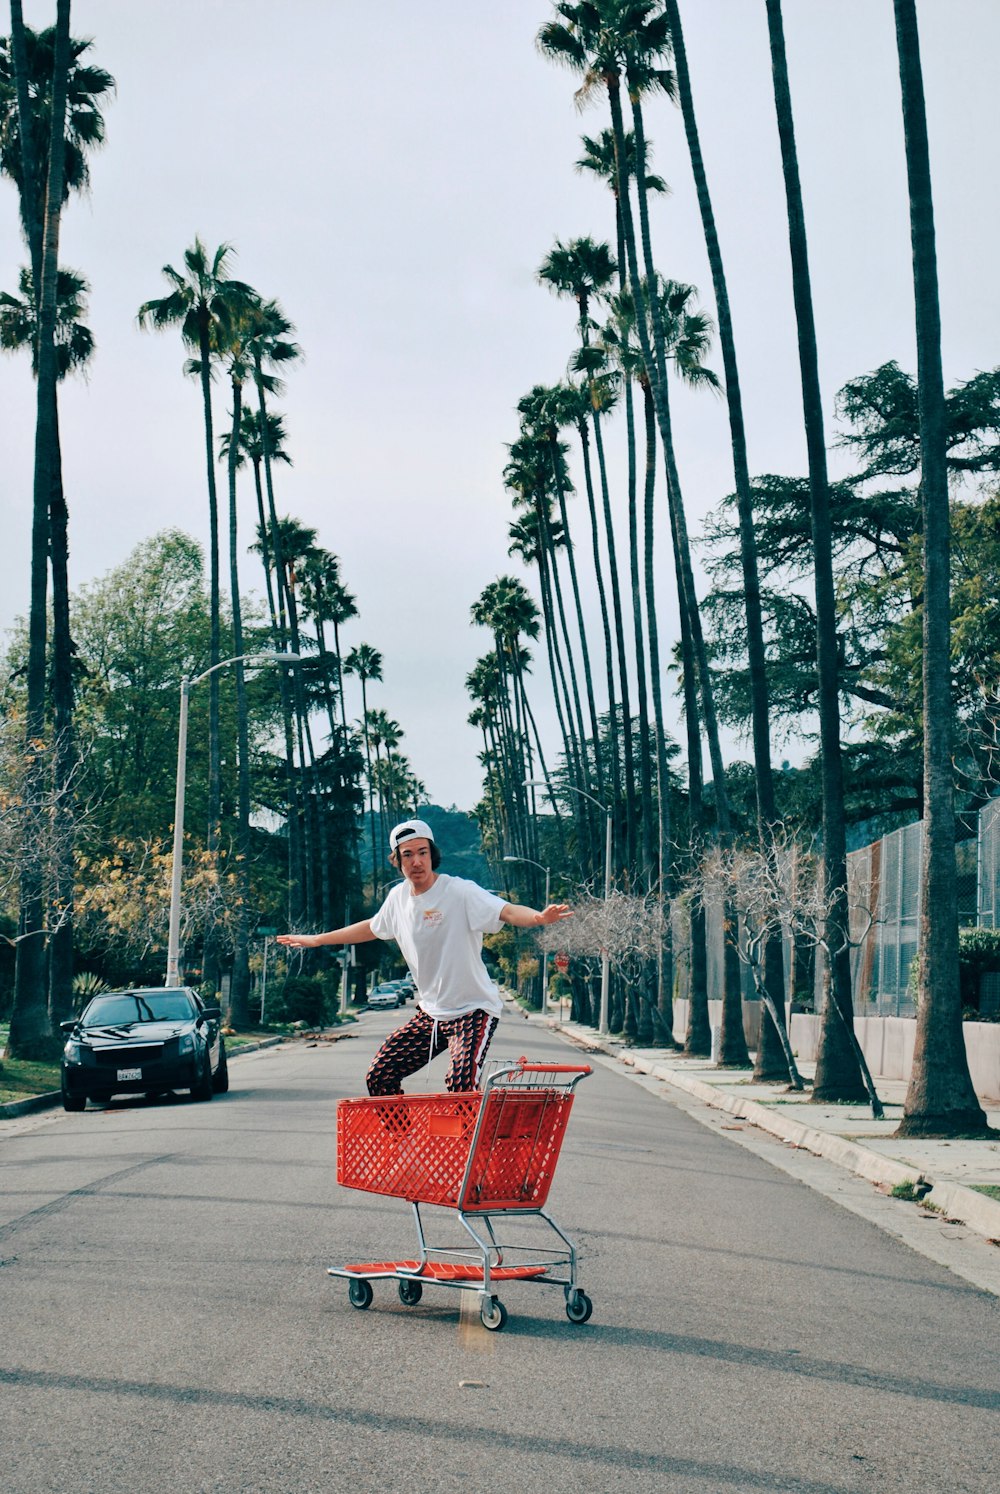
513, 1061, 592, 1075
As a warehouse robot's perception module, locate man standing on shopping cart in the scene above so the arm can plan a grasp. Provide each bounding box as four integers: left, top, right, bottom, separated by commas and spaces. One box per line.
277, 819, 572, 1095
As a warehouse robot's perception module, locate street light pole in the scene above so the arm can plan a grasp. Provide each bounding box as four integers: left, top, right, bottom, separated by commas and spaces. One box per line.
165, 651, 299, 987
165, 676, 192, 987
524, 779, 612, 1035
502, 854, 551, 1013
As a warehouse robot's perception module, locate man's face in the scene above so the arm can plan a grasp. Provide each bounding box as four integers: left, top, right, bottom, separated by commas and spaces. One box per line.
397, 837, 435, 893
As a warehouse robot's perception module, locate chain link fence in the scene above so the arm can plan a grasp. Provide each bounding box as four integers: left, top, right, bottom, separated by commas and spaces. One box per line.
846, 817, 980, 1016
673, 806, 996, 1015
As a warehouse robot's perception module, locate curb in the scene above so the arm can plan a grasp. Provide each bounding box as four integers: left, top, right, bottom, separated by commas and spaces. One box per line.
0, 1091, 62, 1119
549, 1020, 1000, 1244
0, 1034, 288, 1120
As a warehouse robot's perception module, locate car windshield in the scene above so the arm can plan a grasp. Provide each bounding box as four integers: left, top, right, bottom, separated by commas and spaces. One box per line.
81, 993, 197, 1027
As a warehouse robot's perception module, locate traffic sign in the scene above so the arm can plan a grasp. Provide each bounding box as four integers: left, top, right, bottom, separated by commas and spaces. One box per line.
554, 953, 569, 973
256, 926, 279, 937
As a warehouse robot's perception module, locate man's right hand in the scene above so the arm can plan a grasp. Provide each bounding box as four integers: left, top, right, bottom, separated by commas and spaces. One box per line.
277, 933, 318, 949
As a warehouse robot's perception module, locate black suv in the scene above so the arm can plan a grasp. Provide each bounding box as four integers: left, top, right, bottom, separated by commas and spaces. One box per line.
60, 987, 228, 1111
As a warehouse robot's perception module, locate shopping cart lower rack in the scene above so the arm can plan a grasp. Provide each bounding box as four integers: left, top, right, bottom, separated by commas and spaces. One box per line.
329, 1058, 592, 1331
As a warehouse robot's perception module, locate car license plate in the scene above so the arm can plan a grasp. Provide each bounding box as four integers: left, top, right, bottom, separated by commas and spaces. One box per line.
117, 1066, 142, 1081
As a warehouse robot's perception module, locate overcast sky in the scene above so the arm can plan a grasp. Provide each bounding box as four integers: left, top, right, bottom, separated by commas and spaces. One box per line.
2, 0, 998, 815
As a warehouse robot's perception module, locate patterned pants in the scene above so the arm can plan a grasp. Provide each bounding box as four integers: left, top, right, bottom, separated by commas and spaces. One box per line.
365, 1006, 499, 1096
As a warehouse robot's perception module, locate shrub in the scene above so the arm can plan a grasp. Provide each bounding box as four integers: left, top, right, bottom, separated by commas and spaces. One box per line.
72, 971, 110, 1011
958, 927, 1000, 1014
268, 974, 335, 1027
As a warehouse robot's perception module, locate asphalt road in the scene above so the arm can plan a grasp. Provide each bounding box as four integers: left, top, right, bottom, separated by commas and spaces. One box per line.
1, 1013, 998, 1494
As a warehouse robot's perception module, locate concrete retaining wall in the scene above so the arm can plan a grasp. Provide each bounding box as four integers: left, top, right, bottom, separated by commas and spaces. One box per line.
671, 999, 1000, 1102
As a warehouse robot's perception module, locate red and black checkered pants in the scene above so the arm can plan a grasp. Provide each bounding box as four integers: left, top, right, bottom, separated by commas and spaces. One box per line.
365, 1006, 499, 1096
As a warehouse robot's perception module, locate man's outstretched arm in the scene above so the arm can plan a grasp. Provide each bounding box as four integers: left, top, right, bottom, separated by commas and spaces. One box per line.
500, 903, 572, 930
277, 920, 377, 949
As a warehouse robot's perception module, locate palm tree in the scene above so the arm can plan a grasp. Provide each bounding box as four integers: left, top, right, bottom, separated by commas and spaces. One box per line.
472, 577, 550, 859
601, 288, 659, 879
298, 550, 360, 932
366, 708, 402, 854
138, 239, 253, 890
764, 0, 867, 1102
0, 263, 92, 369
223, 405, 291, 638
504, 432, 588, 821
538, 3, 751, 1058
299, 548, 356, 749
217, 287, 264, 1023
662, 0, 790, 1080
508, 508, 586, 838
344, 644, 383, 892
244, 298, 308, 916
468, 657, 511, 855
5, 0, 72, 1060
517, 385, 603, 803
576, 127, 668, 254
1, 16, 111, 1049
538, 237, 635, 860
892, 0, 987, 1137
269, 515, 326, 922
0, 18, 114, 289
0, 263, 92, 1030
224, 405, 307, 921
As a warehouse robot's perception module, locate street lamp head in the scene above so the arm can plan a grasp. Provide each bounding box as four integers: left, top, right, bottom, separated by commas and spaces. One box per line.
260, 650, 301, 664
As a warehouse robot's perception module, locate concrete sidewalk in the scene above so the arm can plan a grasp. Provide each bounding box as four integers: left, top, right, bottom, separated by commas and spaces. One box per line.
530, 1012, 1000, 1247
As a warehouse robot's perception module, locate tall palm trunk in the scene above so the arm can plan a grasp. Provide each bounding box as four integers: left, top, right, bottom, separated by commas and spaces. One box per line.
534, 537, 585, 804
765, 0, 866, 1102
893, 0, 986, 1136
226, 377, 252, 1024
537, 492, 591, 800
664, 0, 790, 1077
250, 447, 301, 922
254, 373, 307, 921
7, 14, 74, 1034
590, 402, 637, 871
575, 414, 620, 856
197, 304, 223, 992
674, 501, 711, 1059
48, 395, 75, 1028
606, 70, 747, 1062
549, 434, 605, 804
197, 306, 222, 850
624, 374, 655, 885
281, 576, 319, 918
10, 0, 71, 1060
313, 615, 340, 747
356, 678, 377, 891
640, 381, 675, 1038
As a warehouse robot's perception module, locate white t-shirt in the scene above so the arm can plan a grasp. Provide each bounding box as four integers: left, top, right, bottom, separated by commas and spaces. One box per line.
368, 874, 506, 1020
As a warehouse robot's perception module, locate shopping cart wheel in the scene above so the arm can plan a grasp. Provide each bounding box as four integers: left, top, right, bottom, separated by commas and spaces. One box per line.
480, 1297, 508, 1332
348, 1278, 373, 1310
398, 1278, 423, 1307
565, 1290, 593, 1324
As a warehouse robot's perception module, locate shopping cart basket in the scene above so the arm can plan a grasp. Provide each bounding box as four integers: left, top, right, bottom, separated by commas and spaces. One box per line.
329, 1057, 593, 1331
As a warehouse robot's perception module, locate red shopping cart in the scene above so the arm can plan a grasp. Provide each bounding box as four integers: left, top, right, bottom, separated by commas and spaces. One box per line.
329, 1057, 593, 1331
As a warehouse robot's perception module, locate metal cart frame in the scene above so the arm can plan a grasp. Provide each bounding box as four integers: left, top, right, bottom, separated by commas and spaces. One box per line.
329, 1058, 592, 1331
